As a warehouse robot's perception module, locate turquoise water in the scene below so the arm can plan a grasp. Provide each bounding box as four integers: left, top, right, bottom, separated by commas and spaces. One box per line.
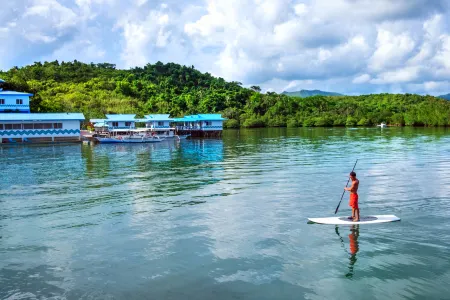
1, 127, 450, 299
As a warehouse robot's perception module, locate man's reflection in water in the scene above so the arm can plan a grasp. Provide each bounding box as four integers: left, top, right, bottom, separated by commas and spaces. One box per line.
346, 225, 359, 278
335, 225, 360, 278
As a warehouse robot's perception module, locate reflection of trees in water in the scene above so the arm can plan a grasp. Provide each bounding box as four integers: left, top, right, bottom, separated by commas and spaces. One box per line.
81, 143, 111, 179
335, 225, 360, 279
224, 127, 450, 155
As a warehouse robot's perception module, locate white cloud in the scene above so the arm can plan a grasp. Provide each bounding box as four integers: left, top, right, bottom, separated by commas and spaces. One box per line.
369, 29, 416, 72
353, 74, 371, 84
371, 66, 422, 84
406, 81, 450, 95
294, 3, 308, 16
0, 0, 450, 95
435, 35, 450, 69
44, 39, 106, 63
24, 0, 78, 30
424, 81, 447, 91
283, 79, 314, 92
25, 33, 57, 43
312, 0, 447, 22
118, 8, 179, 67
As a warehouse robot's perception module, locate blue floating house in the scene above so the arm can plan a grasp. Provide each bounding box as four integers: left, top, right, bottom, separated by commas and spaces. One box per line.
90, 113, 226, 138
0, 90, 33, 113
173, 114, 226, 137
91, 114, 174, 130
0, 79, 85, 144
173, 114, 226, 130
145, 114, 173, 129
101, 114, 139, 129
90, 114, 176, 138
91, 114, 144, 130
0, 113, 85, 143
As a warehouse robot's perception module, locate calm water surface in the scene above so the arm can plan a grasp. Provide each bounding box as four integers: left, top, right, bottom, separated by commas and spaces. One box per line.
1, 128, 450, 299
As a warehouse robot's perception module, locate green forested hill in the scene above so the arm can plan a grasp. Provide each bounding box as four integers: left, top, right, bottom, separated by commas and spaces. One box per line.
1, 60, 450, 127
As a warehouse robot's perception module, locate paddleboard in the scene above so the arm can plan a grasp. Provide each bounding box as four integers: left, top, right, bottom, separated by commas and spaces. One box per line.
308, 215, 400, 225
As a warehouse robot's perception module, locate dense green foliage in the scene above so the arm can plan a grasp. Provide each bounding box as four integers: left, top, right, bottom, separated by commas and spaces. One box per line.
1, 60, 450, 127
0, 60, 250, 119
282, 89, 342, 97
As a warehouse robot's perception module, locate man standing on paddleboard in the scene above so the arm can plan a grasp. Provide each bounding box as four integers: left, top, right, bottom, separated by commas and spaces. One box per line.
345, 172, 360, 221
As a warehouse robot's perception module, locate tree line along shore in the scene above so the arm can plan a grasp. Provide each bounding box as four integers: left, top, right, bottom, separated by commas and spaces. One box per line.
1, 60, 449, 128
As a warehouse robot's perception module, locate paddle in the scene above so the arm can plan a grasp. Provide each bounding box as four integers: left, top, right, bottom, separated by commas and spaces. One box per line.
334, 159, 358, 214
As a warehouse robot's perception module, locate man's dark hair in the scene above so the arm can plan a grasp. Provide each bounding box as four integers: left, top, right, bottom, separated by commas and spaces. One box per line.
350, 171, 356, 177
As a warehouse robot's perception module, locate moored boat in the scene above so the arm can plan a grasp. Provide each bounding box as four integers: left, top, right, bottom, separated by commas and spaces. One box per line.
93, 129, 165, 143
95, 135, 163, 143
146, 128, 190, 140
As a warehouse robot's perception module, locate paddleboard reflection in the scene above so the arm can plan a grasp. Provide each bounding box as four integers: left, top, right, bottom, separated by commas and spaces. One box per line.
335, 225, 360, 278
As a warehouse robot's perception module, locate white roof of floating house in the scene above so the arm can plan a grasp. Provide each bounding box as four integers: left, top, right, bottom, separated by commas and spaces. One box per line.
91, 114, 225, 123
105, 114, 137, 121
173, 114, 227, 122
0, 113, 85, 121
103, 114, 148, 122
0, 91, 34, 96
92, 114, 174, 123
145, 114, 173, 121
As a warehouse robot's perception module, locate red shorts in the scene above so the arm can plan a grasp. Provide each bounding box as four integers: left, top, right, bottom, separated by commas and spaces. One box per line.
349, 193, 359, 209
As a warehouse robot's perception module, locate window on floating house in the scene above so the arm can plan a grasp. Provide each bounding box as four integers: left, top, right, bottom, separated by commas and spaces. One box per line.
157, 121, 164, 126
23, 123, 33, 129
0, 99, 5, 105
12, 124, 22, 129
42, 123, 52, 129
112, 122, 119, 127
34, 123, 44, 129
5, 124, 13, 129
0, 124, 3, 129
16, 99, 23, 105
205, 121, 212, 126
125, 122, 132, 127
53, 123, 62, 129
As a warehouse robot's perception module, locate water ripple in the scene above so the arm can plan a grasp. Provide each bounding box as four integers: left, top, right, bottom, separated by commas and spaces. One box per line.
1, 128, 450, 299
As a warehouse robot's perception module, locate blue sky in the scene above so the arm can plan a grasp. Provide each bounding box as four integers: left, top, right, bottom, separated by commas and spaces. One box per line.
0, 0, 449, 95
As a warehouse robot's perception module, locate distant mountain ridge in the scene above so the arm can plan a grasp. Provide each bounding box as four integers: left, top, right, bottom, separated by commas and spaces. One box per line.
282, 89, 343, 97
438, 94, 450, 100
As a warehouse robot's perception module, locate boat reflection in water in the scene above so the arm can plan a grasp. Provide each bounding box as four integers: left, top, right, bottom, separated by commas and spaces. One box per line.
335, 225, 360, 279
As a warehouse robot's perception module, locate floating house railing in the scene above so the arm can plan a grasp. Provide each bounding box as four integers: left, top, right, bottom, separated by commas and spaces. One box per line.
146, 125, 171, 129
176, 125, 201, 130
